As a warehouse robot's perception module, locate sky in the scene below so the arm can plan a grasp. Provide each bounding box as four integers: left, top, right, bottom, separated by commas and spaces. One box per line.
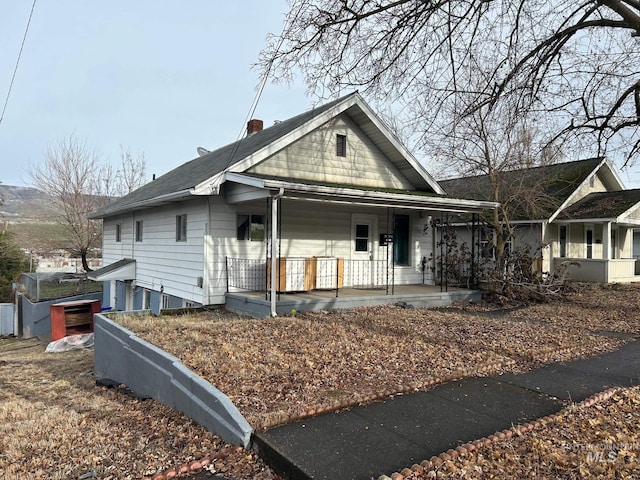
0, 1, 310, 188
1, 1, 639, 190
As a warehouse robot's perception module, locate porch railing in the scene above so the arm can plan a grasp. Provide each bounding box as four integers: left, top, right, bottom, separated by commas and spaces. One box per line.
226, 256, 454, 296
226, 257, 392, 294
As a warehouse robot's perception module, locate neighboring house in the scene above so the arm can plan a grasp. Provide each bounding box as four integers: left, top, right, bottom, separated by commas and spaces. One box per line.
89, 93, 497, 316
439, 158, 640, 283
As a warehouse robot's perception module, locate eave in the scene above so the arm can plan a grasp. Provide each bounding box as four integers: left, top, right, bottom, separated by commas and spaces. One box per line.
223, 172, 498, 213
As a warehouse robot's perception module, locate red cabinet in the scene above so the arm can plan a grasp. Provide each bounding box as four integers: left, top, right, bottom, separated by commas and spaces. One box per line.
50, 299, 101, 341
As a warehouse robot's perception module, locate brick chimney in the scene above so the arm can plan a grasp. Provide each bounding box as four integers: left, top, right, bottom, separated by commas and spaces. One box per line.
247, 119, 263, 136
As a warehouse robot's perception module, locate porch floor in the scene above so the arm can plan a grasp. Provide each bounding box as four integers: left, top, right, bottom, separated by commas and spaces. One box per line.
225, 284, 481, 318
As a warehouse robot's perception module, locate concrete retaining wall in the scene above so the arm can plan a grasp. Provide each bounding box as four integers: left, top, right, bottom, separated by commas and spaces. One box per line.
93, 314, 252, 447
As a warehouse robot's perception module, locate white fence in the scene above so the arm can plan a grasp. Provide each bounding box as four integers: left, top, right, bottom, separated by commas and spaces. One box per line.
0, 303, 15, 336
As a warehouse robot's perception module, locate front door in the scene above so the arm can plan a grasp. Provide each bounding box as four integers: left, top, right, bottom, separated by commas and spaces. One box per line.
586, 224, 594, 259
351, 215, 377, 286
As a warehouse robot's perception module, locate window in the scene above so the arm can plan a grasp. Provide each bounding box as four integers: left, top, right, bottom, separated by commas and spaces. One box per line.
161, 294, 170, 310
184, 300, 197, 308
336, 134, 347, 157
480, 226, 495, 260
115, 224, 122, 243
237, 214, 265, 241
176, 214, 187, 241
611, 227, 617, 259
135, 220, 143, 242
394, 215, 410, 266
559, 225, 567, 258
143, 289, 151, 309
355, 224, 369, 252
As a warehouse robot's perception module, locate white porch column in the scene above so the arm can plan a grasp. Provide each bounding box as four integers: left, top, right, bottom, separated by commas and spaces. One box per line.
270, 192, 282, 317
541, 221, 552, 274
603, 222, 611, 260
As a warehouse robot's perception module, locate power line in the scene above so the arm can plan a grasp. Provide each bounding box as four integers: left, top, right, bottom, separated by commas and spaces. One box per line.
223, 3, 305, 171
0, 0, 37, 126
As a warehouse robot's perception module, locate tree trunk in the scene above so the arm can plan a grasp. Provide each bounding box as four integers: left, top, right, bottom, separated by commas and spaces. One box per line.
80, 249, 93, 273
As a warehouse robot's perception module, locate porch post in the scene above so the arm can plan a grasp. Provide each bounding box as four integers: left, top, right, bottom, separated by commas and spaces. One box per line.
603, 222, 611, 260
270, 192, 281, 316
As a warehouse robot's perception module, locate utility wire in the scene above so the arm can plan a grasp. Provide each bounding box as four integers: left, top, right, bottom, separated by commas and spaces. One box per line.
0, 0, 37, 126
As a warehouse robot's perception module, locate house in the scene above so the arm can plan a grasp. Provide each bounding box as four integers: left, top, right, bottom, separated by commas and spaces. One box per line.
89, 93, 498, 316
439, 158, 640, 283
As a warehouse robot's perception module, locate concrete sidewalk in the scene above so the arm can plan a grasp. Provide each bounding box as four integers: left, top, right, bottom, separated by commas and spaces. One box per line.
252, 340, 640, 480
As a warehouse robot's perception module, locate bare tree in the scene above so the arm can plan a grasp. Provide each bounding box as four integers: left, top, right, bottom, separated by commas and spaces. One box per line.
28, 135, 147, 272
438, 92, 564, 271
261, 0, 640, 165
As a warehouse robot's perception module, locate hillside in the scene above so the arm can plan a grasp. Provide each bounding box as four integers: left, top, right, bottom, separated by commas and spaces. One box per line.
0, 184, 56, 222
1, 185, 69, 255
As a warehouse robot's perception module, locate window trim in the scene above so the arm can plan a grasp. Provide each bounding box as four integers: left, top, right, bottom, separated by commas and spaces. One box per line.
115, 223, 122, 243
176, 214, 187, 242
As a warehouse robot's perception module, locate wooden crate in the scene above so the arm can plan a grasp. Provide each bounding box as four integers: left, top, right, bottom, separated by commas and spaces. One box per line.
267, 258, 314, 292
310, 257, 344, 289
50, 299, 101, 341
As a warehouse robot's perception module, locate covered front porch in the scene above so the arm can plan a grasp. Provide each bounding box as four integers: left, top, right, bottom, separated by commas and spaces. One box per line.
549, 214, 640, 283
220, 173, 498, 316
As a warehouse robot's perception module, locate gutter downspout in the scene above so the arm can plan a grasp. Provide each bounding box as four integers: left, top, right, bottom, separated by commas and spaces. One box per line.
270, 188, 284, 317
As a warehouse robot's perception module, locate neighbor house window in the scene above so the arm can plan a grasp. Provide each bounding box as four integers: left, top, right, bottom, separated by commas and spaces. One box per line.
480, 226, 495, 260
135, 220, 143, 242
176, 214, 187, 241
115, 224, 122, 243
184, 300, 196, 308
559, 225, 567, 258
394, 215, 410, 266
611, 227, 617, 259
336, 134, 347, 157
237, 214, 265, 241
161, 294, 170, 309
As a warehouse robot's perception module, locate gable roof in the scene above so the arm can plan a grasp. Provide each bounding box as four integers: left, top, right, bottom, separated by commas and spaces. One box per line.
556, 189, 640, 221
92, 92, 444, 218
438, 158, 606, 221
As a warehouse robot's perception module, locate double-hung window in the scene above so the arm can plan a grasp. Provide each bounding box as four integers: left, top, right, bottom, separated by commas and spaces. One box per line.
176, 214, 187, 241
135, 220, 143, 242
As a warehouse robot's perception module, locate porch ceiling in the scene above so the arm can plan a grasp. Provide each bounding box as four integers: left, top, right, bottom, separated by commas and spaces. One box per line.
223, 172, 499, 214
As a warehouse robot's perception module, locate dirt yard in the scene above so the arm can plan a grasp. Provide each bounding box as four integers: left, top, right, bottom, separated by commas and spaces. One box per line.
2, 282, 640, 479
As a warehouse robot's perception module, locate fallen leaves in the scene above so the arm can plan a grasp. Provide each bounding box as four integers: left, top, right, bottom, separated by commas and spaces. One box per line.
0, 339, 280, 480
3, 283, 640, 479
119, 292, 627, 431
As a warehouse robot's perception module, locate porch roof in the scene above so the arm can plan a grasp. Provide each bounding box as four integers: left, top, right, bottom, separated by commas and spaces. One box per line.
87, 258, 136, 281
556, 189, 640, 224
224, 173, 499, 213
